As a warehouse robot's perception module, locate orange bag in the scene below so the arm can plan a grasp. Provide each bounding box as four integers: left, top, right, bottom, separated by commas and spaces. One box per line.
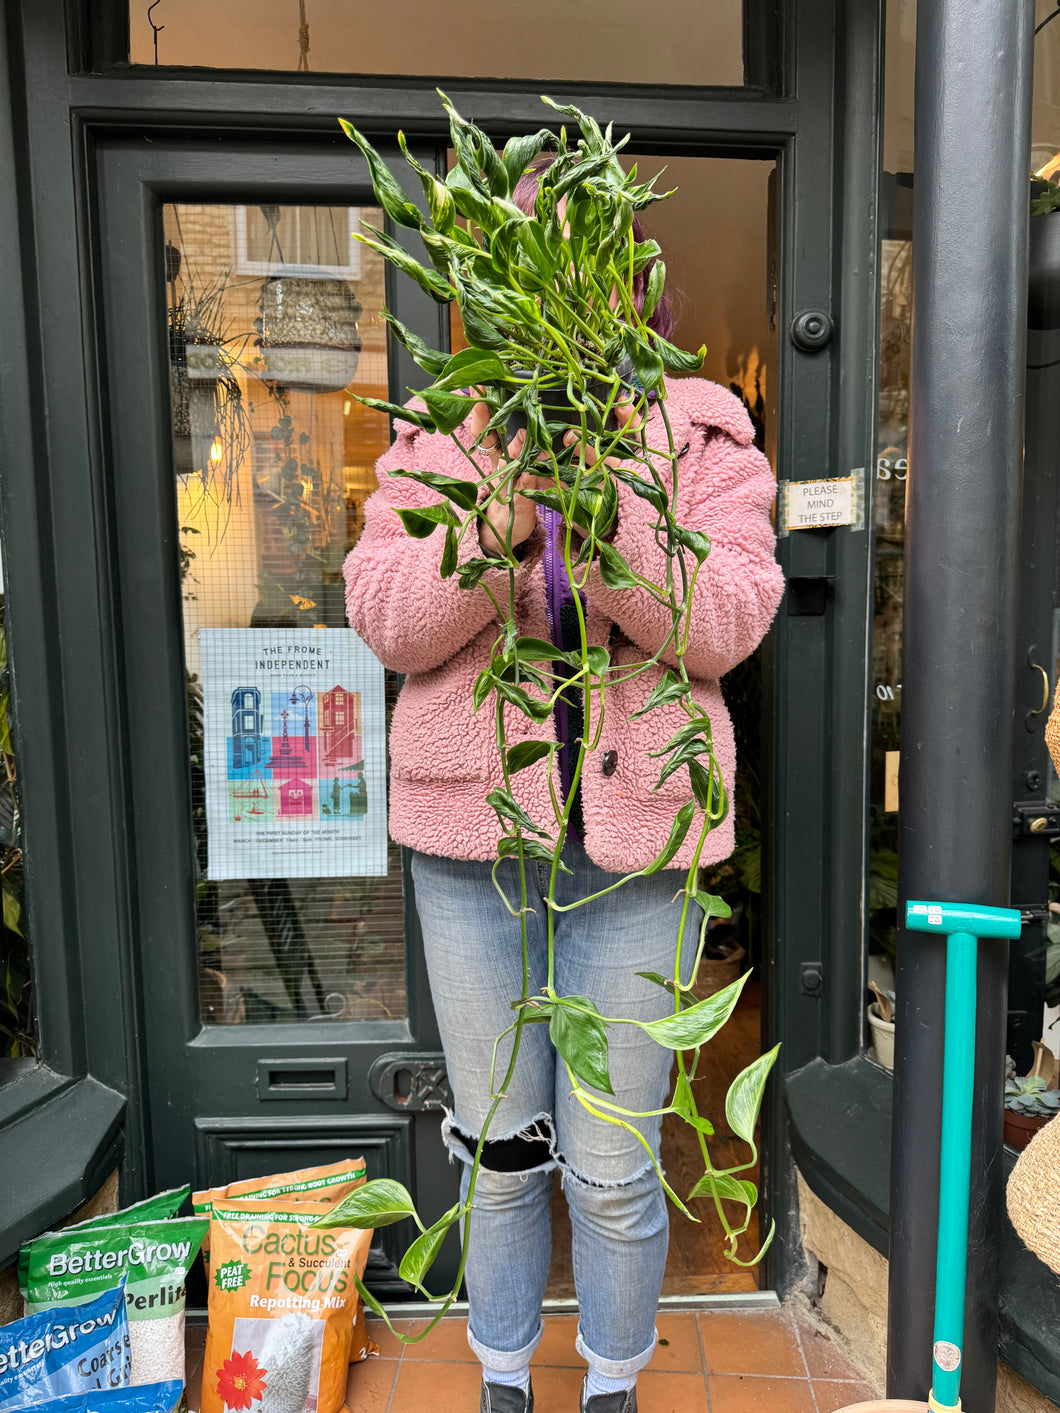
193, 1159, 367, 1279
201, 1198, 371, 1413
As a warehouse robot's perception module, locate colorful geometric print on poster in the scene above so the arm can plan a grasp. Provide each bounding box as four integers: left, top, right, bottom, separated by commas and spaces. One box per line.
200, 629, 387, 879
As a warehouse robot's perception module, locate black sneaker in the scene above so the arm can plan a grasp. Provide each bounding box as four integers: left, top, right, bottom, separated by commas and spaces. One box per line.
480, 1378, 534, 1413
579, 1377, 637, 1413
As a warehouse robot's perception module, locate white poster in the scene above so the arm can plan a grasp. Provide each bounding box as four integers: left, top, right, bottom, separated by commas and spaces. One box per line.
200, 628, 388, 880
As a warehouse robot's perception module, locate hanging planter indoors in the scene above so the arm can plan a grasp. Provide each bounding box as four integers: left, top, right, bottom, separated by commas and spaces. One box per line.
255, 267, 362, 393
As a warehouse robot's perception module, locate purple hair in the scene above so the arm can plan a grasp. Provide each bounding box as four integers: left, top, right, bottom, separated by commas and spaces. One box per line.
511, 154, 675, 344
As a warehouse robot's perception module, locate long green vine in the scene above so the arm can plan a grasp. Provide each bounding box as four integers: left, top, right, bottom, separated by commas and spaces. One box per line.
315, 94, 779, 1337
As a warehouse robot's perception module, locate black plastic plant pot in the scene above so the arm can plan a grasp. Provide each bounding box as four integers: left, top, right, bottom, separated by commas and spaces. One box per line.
505, 356, 636, 459
1028, 210, 1060, 330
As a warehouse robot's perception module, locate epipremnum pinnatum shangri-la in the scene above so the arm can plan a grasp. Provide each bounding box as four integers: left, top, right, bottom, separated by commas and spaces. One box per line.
314, 93, 780, 1339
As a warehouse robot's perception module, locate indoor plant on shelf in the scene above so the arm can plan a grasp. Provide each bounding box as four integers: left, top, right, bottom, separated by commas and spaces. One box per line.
312, 93, 780, 1339
867, 981, 895, 1071
1004, 1073, 1060, 1151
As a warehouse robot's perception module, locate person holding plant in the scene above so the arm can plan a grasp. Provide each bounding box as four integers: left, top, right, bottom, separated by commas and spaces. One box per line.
343, 143, 783, 1413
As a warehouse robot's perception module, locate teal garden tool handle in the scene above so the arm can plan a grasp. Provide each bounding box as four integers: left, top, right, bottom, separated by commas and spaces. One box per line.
904, 900, 1022, 1413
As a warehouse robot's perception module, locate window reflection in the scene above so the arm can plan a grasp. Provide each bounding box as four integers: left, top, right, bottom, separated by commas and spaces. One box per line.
869, 0, 1060, 1058
165, 201, 407, 1026
129, 0, 745, 88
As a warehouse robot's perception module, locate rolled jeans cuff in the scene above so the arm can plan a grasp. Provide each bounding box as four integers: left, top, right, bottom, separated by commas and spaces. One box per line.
468, 1318, 545, 1372
575, 1326, 657, 1378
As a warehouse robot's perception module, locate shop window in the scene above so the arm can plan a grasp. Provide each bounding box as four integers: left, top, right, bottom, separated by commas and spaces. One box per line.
0, 578, 33, 1059
128, 0, 746, 88
166, 200, 407, 1027
868, 0, 1060, 1062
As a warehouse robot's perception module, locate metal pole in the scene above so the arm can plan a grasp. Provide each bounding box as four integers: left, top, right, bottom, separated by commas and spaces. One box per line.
887, 2, 1033, 1408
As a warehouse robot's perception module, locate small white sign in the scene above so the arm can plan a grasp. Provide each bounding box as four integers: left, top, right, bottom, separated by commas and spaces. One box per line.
933, 1340, 962, 1373
782, 477, 856, 530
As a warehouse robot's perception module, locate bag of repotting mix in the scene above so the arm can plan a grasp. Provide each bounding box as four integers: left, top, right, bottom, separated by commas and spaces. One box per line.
29, 1383, 183, 1413
193, 1160, 366, 1277
20, 1216, 207, 1390
200, 1197, 372, 1413
0, 1282, 130, 1410
193, 1159, 375, 1365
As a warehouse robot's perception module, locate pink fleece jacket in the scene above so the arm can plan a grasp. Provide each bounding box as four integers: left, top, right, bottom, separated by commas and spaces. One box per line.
343, 377, 784, 872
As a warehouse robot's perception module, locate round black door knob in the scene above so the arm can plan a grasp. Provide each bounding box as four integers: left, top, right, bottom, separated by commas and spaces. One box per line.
602, 750, 618, 777
790, 310, 834, 351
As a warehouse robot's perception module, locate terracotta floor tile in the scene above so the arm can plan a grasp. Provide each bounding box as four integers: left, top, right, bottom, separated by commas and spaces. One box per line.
365, 1317, 413, 1360
344, 1352, 401, 1412
636, 1369, 710, 1412
794, 1314, 862, 1380
699, 1310, 805, 1378
649, 1312, 704, 1374
708, 1374, 818, 1412
812, 1379, 879, 1411
533, 1313, 582, 1367
389, 1358, 483, 1411
403, 1314, 476, 1361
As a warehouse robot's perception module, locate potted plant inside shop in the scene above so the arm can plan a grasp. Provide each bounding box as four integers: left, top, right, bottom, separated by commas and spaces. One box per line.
1005, 1047, 1060, 1151
867, 981, 895, 1072
303, 93, 781, 1337
166, 252, 253, 496
1004, 1075, 1060, 1151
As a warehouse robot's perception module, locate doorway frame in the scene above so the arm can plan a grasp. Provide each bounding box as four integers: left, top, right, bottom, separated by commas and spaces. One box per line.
0, 0, 883, 1297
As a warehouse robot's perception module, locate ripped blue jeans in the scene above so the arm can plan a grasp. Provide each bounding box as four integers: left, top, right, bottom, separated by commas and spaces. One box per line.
411, 837, 700, 1379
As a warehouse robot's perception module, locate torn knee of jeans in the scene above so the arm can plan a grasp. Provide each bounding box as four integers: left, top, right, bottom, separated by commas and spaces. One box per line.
558, 1156, 658, 1191
442, 1111, 558, 1173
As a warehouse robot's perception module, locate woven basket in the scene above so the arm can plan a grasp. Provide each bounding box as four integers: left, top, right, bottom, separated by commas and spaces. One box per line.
693, 942, 746, 998
826, 1403, 928, 1411
257, 271, 362, 392
1046, 678, 1060, 775
1007, 1111, 1060, 1274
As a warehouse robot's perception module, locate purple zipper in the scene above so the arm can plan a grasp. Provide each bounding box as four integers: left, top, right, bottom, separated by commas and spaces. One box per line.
543, 507, 582, 840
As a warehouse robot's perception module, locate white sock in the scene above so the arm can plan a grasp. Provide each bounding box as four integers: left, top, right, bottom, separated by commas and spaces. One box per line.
584, 1369, 637, 1399
482, 1364, 531, 1391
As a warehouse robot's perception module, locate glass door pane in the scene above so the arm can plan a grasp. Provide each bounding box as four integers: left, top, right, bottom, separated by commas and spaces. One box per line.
164, 201, 409, 1027
130, 0, 746, 87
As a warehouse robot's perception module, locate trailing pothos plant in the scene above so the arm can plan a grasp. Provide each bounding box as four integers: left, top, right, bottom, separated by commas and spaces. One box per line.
314, 93, 780, 1332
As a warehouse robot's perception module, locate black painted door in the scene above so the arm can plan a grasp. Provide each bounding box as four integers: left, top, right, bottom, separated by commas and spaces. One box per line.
94, 136, 458, 1297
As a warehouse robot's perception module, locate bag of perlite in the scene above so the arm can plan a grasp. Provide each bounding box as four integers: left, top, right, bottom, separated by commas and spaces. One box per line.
0, 1281, 130, 1410
201, 1198, 371, 1413
31, 1382, 183, 1413
21, 1216, 207, 1390
18, 1190, 190, 1297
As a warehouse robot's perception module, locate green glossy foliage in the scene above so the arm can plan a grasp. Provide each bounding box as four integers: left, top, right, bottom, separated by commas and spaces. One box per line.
550, 996, 615, 1094
642, 972, 750, 1049
399, 1204, 463, 1289
505, 740, 553, 774
390, 469, 479, 512
725, 1043, 781, 1144
314, 1178, 419, 1230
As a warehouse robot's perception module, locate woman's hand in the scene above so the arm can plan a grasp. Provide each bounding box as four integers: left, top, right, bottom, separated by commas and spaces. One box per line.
469, 401, 547, 556
560, 395, 643, 470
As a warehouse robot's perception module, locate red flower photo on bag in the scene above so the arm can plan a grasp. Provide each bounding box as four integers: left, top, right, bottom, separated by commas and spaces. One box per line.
216, 1349, 268, 1410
